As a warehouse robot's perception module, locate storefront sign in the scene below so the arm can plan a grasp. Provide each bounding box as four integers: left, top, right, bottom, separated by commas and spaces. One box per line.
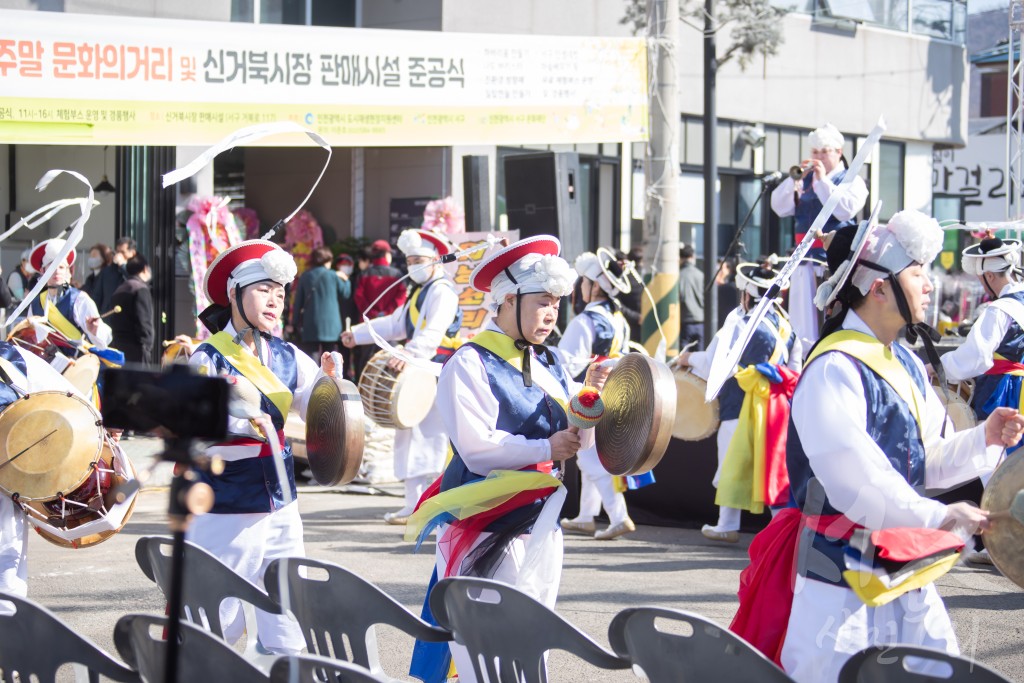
0, 10, 647, 146
448, 230, 518, 339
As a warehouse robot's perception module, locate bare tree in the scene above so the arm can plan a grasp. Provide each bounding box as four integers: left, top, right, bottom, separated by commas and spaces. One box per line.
622, 0, 786, 69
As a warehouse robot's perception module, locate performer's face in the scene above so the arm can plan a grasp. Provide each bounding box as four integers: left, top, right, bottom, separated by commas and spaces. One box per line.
234, 281, 286, 332
504, 292, 560, 344
47, 261, 70, 287
894, 264, 933, 323
811, 146, 842, 173
581, 278, 600, 304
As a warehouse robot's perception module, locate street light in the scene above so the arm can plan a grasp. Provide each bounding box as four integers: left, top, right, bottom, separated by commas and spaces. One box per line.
93, 145, 116, 194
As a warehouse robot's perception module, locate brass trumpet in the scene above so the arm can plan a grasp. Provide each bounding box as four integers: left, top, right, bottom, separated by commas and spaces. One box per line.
789, 165, 806, 181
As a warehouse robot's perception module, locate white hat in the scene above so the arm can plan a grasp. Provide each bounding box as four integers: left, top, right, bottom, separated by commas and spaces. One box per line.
204, 240, 298, 308
808, 123, 844, 151
397, 228, 454, 258
471, 236, 577, 304
574, 248, 631, 297
961, 237, 1022, 276
735, 257, 789, 299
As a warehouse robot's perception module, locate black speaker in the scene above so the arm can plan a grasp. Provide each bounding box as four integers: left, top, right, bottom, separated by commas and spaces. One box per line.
503, 152, 584, 262
462, 155, 491, 232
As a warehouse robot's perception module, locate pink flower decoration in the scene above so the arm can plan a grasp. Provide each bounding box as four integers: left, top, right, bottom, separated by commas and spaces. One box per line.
422, 196, 465, 235
232, 207, 261, 240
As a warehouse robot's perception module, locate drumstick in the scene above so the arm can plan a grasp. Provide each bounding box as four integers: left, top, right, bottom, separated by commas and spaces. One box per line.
98, 305, 122, 319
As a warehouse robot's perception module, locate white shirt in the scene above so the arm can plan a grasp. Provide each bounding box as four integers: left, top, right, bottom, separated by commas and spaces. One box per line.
42, 287, 112, 349
437, 323, 594, 475
792, 310, 1001, 530
189, 322, 322, 461
554, 301, 629, 378
4, 344, 82, 397
352, 275, 460, 360
770, 167, 868, 223
940, 281, 1024, 381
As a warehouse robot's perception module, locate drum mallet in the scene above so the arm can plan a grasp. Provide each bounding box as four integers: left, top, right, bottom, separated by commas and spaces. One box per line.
98, 305, 122, 318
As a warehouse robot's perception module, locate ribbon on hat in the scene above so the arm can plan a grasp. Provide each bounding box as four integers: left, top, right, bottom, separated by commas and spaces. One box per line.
163, 121, 332, 240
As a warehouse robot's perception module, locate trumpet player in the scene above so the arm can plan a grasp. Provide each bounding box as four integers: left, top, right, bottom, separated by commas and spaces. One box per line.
770, 123, 868, 350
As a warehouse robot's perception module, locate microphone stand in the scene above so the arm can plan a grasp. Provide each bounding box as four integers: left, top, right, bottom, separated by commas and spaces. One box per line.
704, 178, 778, 294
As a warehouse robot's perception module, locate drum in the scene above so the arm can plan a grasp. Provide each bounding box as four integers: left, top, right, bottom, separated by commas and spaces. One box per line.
932, 379, 977, 432
0, 392, 137, 548
672, 369, 720, 441
161, 339, 195, 368
62, 354, 101, 399
357, 348, 437, 429
6, 317, 80, 363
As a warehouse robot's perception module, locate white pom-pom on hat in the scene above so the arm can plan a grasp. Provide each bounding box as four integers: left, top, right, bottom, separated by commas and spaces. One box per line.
261, 248, 297, 285
535, 254, 578, 298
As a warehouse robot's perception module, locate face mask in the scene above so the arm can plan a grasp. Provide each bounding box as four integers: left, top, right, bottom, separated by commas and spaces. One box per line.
338, 266, 353, 277
409, 264, 434, 285
86, 256, 103, 270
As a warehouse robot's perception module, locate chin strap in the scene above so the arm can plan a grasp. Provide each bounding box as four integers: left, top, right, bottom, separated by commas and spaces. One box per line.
504, 267, 553, 388
232, 283, 273, 366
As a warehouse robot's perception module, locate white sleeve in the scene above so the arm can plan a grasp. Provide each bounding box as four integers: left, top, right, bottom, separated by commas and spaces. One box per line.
554, 314, 596, 379
403, 283, 459, 360
687, 332, 719, 380
74, 291, 112, 348
939, 306, 1009, 382
788, 335, 804, 372
288, 343, 325, 421
770, 178, 797, 217
351, 306, 408, 346
791, 353, 947, 530
812, 174, 868, 222
19, 347, 80, 396
7, 273, 24, 300
437, 347, 553, 474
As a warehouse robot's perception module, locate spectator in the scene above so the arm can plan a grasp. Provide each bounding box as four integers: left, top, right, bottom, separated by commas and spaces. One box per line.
0, 263, 12, 309
6, 248, 33, 303
678, 244, 705, 349
113, 236, 137, 266
618, 247, 645, 342
110, 255, 155, 364
290, 246, 352, 358
83, 243, 123, 314
354, 240, 407, 319
334, 253, 358, 379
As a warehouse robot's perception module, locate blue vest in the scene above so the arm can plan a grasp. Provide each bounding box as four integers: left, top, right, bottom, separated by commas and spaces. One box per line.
30, 287, 85, 336
719, 308, 795, 421
403, 277, 462, 362
794, 170, 856, 259
440, 340, 570, 532
0, 342, 27, 410
972, 290, 1024, 419
193, 336, 300, 514
786, 342, 927, 586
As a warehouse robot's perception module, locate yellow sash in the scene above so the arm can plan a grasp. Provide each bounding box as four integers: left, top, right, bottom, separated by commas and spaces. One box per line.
470, 330, 569, 413
206, 331, 293, 419
806, 330, 924, 430
409, 281, 461, 351
41, 292, 84, 342
843, 552, 961, 608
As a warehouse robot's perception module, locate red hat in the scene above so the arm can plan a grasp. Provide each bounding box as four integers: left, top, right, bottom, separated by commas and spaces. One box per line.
30, 238, 75, 273
335, 253, 354, 265
470, 236, 563, 293
371, 239, 391, 252
397, 229, 454, 257
204, 240, 297, 308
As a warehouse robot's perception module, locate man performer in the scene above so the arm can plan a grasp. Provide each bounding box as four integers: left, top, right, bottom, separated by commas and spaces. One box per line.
557, 249, 642, 540
342, 229, 460, 524
730, 209, 1024, 682
406, 236, 609, 683
676, 258, 801, 542
188, 239, 341, 655
27, 238, 112, 353
771, 123, 868, 351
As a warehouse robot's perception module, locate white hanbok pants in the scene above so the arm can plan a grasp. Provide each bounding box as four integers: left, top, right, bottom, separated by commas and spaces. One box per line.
789, 263, 820, 352
712, 418, 742, 531
574, 447, 629, 526
0, 497, 28, 604
435, 525, 563, 683
394, 402, 447, 513
780, 574, 958, 683
187, 502, 306, 654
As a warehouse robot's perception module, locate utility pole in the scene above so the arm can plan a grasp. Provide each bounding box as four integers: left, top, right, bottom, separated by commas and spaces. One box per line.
643, 0, 681, 358
702, 0, 719, 344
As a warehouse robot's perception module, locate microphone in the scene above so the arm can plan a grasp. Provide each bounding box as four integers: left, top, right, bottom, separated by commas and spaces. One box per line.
761, 171, 783, 185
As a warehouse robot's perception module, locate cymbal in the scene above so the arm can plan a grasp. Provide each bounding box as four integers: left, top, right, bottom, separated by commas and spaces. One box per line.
596, 354, 677, 475
981, 450, 1024, 590
305, 376, 365, 486
0, 391, 103, 500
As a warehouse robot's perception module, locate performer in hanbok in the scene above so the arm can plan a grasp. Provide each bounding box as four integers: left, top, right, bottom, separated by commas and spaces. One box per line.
771, 124, 868, 351
730, 210, 1024, 683
0, 340, 84, 600
406, 236, 609, 683
187, 239, 340, 655
28, 238, 112, 350
676, 259, 801, 542
341, 229, 460, 524
557, 249, 642, 540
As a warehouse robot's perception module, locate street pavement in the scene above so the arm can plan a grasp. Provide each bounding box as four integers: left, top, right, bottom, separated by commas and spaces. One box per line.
24, 437, 1024, 682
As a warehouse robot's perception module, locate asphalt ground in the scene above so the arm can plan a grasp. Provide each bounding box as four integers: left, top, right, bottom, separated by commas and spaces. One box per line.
23, 438, 1024, 682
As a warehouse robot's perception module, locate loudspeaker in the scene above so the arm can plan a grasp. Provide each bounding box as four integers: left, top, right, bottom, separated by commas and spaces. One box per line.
462, 155, 491, 232
503, 152, 584, 263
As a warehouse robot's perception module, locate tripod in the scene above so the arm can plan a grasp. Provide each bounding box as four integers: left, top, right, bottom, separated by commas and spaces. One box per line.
705, 178, 778, 294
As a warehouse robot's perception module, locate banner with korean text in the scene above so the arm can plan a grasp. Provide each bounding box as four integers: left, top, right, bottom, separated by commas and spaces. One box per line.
448, 230, 518, 340
0, 10, 647, 147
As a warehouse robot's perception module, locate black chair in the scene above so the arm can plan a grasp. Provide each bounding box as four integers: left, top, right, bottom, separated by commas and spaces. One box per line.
430, 576, 629, 683
838, 645, 1013, 683
135, 535, 284, 656
0, 591, 139, 682
607, 606, 795, 682
269, 654, 391, 683
114, 613, 269, 682
264, 557, 450, 679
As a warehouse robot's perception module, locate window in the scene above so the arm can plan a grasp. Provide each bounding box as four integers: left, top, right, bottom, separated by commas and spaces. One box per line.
231, 0, 356, 26
981, 71, 1010, 118
911, 0, 966, 42
878, 141, 904, 222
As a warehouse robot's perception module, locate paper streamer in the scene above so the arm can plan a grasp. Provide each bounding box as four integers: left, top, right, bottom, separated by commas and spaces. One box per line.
0, 197, 98, 245
363, 317, 443, 378
4, 170, 95, 330
162, 121, 332, 238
